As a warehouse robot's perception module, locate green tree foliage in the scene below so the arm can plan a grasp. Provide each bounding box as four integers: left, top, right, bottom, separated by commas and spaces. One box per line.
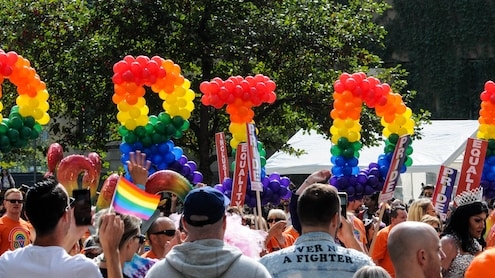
381, 1, 495, 119
0, 0, 426, 182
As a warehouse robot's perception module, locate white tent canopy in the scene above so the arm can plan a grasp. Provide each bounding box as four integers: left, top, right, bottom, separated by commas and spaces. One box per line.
265, 120, 479, 201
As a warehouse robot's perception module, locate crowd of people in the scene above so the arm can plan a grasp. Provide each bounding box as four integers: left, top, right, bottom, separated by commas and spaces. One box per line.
0, 156, 495, 277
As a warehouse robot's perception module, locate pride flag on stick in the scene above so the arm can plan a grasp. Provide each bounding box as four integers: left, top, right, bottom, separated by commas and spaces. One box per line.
110, 177, 160, 220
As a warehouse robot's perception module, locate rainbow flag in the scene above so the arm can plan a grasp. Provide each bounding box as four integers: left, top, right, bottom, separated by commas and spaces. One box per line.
111, 177, 160, 220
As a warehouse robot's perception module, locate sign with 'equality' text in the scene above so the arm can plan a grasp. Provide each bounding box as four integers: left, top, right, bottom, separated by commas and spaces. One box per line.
455, 138, 487, 197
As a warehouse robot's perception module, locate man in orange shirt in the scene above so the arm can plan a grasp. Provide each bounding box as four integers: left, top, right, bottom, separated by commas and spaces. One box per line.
370, 205, 408, 278
142, 216, 179, 259
346, 197, 368, 253
0, 188, 32, 255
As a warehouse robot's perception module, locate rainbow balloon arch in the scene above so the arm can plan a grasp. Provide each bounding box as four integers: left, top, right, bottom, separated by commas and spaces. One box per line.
0, 50, 51, 153
200, 75, 292, 207
112, 55, 203, 185
329, 72, 415, 201
478, 80, 495, 199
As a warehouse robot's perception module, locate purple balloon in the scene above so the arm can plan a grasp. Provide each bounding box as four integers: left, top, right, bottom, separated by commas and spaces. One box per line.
214, 184, 225, 193
329, 176, 338, 186
192, 171, 203, 184
268, 180, 281, 193
357, 173, 368, 184
181, 164, 192, 176
262, 177, 270, 187
187, 161, 197, 172
280, 176, 291, 187
178, 155, 188, 165
269, 172, 281, 181
279, 187, 288, 198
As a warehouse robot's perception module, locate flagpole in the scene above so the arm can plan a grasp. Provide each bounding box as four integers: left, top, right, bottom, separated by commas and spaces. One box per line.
107, 175, 121, 213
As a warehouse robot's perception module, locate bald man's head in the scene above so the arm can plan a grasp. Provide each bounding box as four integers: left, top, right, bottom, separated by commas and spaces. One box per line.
388, 222, 444, 278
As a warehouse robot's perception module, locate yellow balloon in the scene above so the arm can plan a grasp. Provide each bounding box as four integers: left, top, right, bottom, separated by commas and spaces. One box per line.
39, 101, 49, 112
230, 138, 240, 149
182, 79, 191, 90
177, 109, 191, 120
117, 111, 128, 124
125, 118, 137, 130
185, 101, 194, 112
18, 106, 32, 118
16, 95, 29, 107
37, 89, 49, 102
129, 107, 141, 118
118, 101, 131, 112
137, 115, 148, 127
185, 89, 195, 101
38, 113, 50, 125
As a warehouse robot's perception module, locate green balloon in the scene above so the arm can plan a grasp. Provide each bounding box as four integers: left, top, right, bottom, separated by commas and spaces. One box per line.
145, 123, 154, 134
9, 116, 23, 129
180, 120, 190, 131
330, 145, 342, 156
260, 156, 266, 167
0, 123, 8, 135
118, 125, 129, 136
20, 126, 32, 139
30, 128, 39, 139
149, 115, 159, 125
7, 128, 19, 142
0, 135, 10, 147
172, 129, 183, 139
489, 139, 495, 150
135, 126, 147, 138
388, 133, 399, 144
23, 116, 35, 128
33, 123, 42, 133
124, 133, 137, 144
171, 116, 184, 129
154, 121, 166, 134
337, 137, 350, 148
158, 112, 171, 125
342, 147, 354, 159
141, 135, 153, 147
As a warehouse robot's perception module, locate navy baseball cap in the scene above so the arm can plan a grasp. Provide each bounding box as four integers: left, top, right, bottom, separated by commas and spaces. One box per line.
183, 186, 230, 227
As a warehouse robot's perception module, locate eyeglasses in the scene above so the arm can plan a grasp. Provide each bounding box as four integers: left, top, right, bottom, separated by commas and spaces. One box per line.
5, 199, 24, 204
134, 234, 146, 245
267, 218, 284, 223
65, 197, 75, 211
151, 229, 176, 237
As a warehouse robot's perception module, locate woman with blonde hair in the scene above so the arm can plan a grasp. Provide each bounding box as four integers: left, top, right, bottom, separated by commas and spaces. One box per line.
352, 265, 391, 278
407, 198, 436, 221
263, 208, 295, 254
421, 214, 442, 236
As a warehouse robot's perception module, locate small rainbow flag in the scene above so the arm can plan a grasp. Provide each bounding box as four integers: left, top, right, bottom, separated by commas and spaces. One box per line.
111, 177, 160, 220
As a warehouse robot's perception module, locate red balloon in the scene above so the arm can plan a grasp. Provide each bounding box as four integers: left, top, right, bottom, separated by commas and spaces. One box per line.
485, 81, 495, 93
199, 81, 210, 94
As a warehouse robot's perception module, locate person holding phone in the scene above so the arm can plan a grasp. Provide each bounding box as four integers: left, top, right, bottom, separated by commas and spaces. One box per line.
0, 177, 125, 278
259, 183, 374, 277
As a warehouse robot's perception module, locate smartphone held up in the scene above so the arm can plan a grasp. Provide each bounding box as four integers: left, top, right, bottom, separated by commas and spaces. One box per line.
72, 189, 92, 226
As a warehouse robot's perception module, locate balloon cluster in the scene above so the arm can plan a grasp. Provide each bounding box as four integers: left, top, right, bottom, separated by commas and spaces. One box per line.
200, 74, 276, 149
0, 50, 50, 152
214, 173, 292, 208
478, 81, 495, 198
201, 74, 292, 205
330, 72, 415, 201
112, 55, 202, 185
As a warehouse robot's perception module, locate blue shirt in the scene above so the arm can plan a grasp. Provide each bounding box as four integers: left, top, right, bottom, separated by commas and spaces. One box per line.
259, 232, 374, 278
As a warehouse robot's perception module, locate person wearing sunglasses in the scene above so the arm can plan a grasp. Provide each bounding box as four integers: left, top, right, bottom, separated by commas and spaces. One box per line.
96, 211, 143, 278
0, 177, 125, 278
0, 188, 32, 255
263, 208, 295, 255
142, 216, 179, 259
